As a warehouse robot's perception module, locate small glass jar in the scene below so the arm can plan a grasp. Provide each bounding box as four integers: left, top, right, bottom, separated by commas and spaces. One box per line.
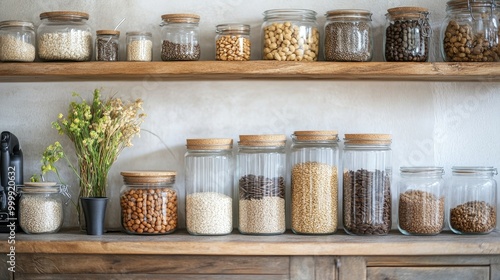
441, 0, 499, 62
342, 134, 392, 235
185, 138, 233, 235
449, 166, 497, 234
262, 9, 319, 61
384, 6, 431, 62
0, 20, 36, 62
216, 24, 251, 61
237, 134, 286, 235
160, 14, 200, 61
324, 10, 373, 62
398, 167, 445, 236
120, 171, 178, 235
126, 31, 152, 62
37, 11, 92, 61
290, 131, 339, 235
18, 182, 69, 234
95, 30, 120, 61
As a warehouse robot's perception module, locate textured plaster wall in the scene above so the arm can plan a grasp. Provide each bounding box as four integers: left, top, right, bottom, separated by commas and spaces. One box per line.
1, 0, 499, 230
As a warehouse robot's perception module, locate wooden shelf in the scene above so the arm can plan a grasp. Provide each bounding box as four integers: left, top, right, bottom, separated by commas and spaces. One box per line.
1, 61, 500, 82
1, 230, 499, 256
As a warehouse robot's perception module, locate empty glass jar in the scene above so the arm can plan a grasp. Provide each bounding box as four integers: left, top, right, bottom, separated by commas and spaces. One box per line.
0, 20, 36, 62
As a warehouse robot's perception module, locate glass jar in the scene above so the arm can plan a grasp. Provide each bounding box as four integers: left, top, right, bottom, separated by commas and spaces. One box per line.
18, 182, 69, 234
324, 10, 373, 62
216, 24, 251, 61
120, 171, 178, 235
126, 31, 152, 61
237, 134, 286, 235
95, 30, 120, 61
160, 14, 200, 61
185, 138, 233, 235
37, 11, 92, 61
441, 0, 499, 62
398, 167, 445, 236
290, 131, 339, 235
262, 9, 319, 61
449, 166, 497, 234
0, 20, 36, 62
384, 6, 431, 62
342, 134, 392, 235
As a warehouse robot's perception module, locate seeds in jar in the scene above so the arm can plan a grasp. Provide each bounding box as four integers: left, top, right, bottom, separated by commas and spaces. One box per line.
161, 40, 200, 61
20, 194, 62, 233
291, 162, 338, 234
121, 187, 178, 234
127, 39, 152, 61
385, 19, 429, 62
398, 190, 444, 235
443, 20, 499, 62
450, 200, 496, 234
216, 35, 250, 61
262, 21, 319, 61
324, 21, 371, 62
186, 192, 232, 235
343, 169, 391, 235
0, 34, 35, 62
38, 30, 92, 61
96, 37, 119, 61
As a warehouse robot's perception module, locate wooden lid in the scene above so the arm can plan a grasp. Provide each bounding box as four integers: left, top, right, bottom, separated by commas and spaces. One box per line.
21, 182, 59, 193
344, 133, 392, 145
0, 20, 34, 29
186, 138, 233, 150
326, 9, 372, 17
121, 170, 176, 185
387, 6, 429, 14
293, 130, 338, 141
161, 14, 200, 23
40, 11, 89, 20
96, 29, 120, 36
239, 134, 286, 147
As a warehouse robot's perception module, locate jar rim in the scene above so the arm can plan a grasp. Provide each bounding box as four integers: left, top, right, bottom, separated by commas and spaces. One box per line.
19, 182, 60, 193
325, 9, 372, 18
452, 166, 498, 175
40, 11, 89, 20
446, 0, 496, 9
161, 13, 200, 23
400, 166, 444, 174
96, 29, 120, 36
126, 31, 152, 37
216, 23, 250, 33
263, 9, 317, 20
0, 20, 34, 30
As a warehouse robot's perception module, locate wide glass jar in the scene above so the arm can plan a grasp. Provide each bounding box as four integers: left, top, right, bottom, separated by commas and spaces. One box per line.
160, 14, 200, 61
216, 24, 251, 61
237, 134, 286, 235
384, 6, 431, 62
442, 0, 499, 62
126, 31, 152, 61
343, 134, 392, 235
37, 11, 92, 61
324, 10, 373, 62
0, 20, 36, 62
449, 166, 497, 234
290, 131, 339, 235
120, 171, 178, 235
185, 138, 233, 235
398, 167, 445, 236
18, 182, 69, 234
95, 30, 120, 61
262, 9, 319, 61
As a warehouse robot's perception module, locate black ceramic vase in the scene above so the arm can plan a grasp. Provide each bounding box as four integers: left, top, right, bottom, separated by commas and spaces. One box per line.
80, 197, 108, 235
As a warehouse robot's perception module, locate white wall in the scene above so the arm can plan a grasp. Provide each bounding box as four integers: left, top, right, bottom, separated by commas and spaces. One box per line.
1, 0, 499, 231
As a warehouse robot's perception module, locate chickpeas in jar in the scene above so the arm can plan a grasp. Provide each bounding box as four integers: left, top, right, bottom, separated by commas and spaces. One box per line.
216, 24, 251, 61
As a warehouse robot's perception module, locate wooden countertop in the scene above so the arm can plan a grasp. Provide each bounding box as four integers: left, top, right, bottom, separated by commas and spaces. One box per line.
1, 230, 499, 256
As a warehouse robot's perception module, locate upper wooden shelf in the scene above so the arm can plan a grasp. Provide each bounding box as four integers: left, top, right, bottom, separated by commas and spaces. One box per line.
1, 230, 499, 256
0, 61, 500, 82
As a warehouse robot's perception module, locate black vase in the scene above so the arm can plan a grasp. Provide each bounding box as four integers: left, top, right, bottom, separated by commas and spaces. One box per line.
80, 197, 108, 235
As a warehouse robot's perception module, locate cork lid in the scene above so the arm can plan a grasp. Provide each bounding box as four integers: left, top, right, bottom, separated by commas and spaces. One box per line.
386, 6, 429, 19
344, 133, 392, 145
0, 20, 34, 29
96, 29, 120, 36
293, 130, 338, 141
326, 9, 372, 18
161, 14, 200, 23
40, 11, 89, 20
186, 138, 233, 150
239, 134, 286, 147
121, 170, 176, 185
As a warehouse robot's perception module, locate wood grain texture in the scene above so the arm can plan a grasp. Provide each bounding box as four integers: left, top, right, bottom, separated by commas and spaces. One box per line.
15, 274, 289, 280
339, 256, 366, 280
0, 61, 500, 82
366, 266, 489, 280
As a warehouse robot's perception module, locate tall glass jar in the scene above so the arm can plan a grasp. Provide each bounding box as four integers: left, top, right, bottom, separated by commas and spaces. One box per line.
37, 11, 92, 61
384, 7, 431, 62
18, 182, 69, 234
324, 10, 373, 62
290, 131, 339, 235
185, 138, 233, 235
343, 134, 392, 235
398, 167, 445, 236
160, 14, 200, 61
237, 134, 286, 235
0, 20, 36, 62
95, 30, 120, 61
120, 171, 178, 235
449, 166, 497, 234
126, 31, 152, 61
441, 0, 499, 62
262, 9, 319, 61
216, 24, 251, 61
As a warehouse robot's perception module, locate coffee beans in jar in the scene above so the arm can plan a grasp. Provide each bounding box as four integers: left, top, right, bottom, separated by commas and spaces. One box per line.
95, 30, 119, 61
160, 14, 200, 61
216, 24, 251, 61
262, 9, 319, 61
384, 7, 431, 62
120, 171, 178, 235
